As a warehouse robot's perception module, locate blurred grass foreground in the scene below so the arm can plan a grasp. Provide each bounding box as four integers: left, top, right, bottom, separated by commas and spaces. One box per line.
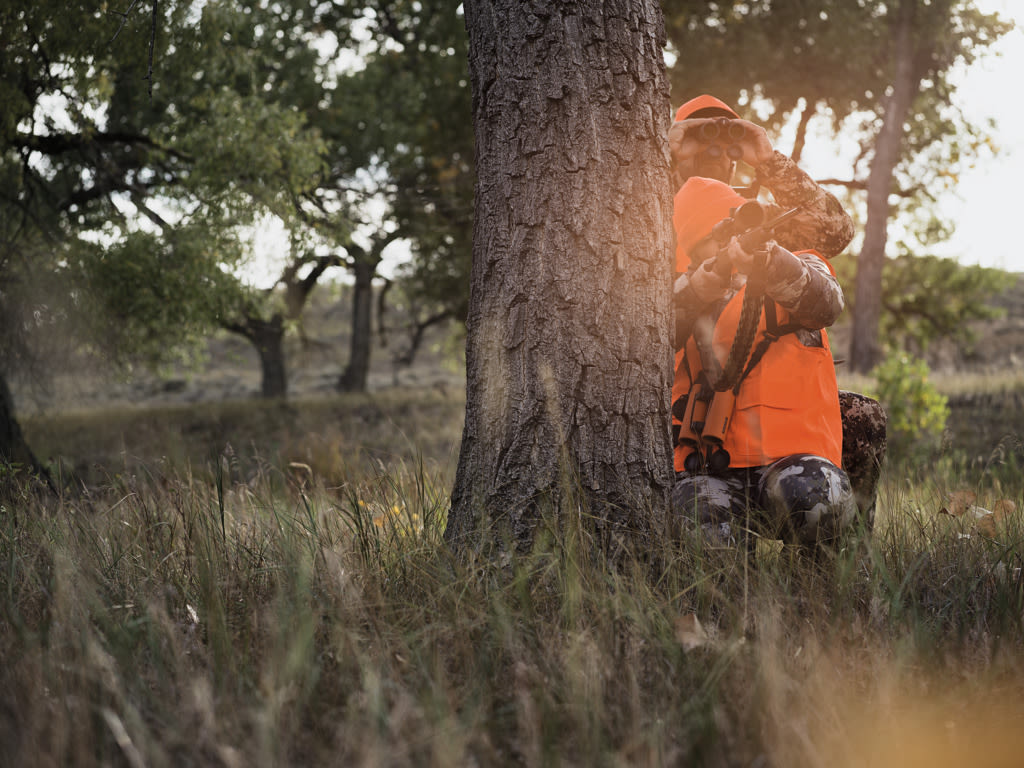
5, 388, 1024, 766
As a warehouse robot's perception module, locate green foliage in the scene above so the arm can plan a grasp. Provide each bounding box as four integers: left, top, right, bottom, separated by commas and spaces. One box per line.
866, 348, 950, 458
0, 0, 332, 386
73, 228, 250, 367
318, 0, 475, 322
880, 251, 1006, 354
663, 0, 1011, 164
663, 0, 888, 131
836, 251, 1008, 354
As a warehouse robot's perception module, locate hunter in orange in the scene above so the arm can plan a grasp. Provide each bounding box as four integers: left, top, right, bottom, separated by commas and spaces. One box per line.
670, 175, 855, 550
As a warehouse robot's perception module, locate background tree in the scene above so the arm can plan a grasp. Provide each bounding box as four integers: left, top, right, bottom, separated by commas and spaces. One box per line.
832, 228, 1007, 362
845, 0, 1009, 371
313, 0, 475, 387
0, 0, 172, 474
445, 0, 675, 556
0, 0, 330, 470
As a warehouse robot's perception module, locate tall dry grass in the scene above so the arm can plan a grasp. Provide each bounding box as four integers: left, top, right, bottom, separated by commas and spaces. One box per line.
5, 395, 1024, 766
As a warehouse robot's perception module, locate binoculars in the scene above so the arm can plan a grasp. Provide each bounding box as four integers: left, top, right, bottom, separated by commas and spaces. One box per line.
688, 117, 746, 161
674, 383, 734, 475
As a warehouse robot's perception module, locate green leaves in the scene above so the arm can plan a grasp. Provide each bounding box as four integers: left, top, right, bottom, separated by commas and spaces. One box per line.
173, 88, 326, 222
0, 0, 338, 375
837, 250, 1006, 354
72, 227, 249, 367
866, 348, 949, 460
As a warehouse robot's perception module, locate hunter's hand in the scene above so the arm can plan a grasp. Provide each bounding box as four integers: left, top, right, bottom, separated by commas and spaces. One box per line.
668, 118, 716, 165
675, 263, 729, 305
725, 235, 772, 274
727, 120, 774, 166
669, 118, 774, 167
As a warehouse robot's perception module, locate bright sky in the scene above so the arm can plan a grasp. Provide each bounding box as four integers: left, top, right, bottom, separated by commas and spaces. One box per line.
932, 0, 1024, 271
782, 0, 1024, 272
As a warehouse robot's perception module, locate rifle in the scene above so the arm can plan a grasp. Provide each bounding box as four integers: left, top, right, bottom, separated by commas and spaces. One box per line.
702, 201, 805, 279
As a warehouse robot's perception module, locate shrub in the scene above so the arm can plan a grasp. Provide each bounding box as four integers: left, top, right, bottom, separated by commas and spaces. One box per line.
866, 348, 949, 461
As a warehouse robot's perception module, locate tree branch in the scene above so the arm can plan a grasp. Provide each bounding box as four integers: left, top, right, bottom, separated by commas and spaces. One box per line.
816, 177, 868, 190
816, 177, 924, 199
108, 0, 158, 98
108, 0, 146, 43
790, 100, 814, 165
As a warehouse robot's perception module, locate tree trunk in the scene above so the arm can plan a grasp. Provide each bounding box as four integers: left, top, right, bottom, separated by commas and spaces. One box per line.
337, 259, 375, 392
227, 317, 288, 398
849, 0, 919, 373
254, 318, 288, 398
0, 372, 53, 489
446, 0, 675, 557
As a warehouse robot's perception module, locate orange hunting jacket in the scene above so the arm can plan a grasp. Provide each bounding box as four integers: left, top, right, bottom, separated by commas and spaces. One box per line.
673, 253, 843, 472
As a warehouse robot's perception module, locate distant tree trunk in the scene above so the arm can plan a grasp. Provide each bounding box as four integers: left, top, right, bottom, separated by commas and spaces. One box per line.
849, 0, 920, 373
227, 316, 288, 398
252, 318, 288, 398
446, 0, 675, 557
337, 259, 375, 392
336, 234, 399, 393
223, 253, 339, 399
0, 372, 53, 489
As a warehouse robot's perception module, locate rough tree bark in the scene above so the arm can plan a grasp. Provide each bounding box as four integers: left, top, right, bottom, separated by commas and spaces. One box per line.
445, 0, 675, 556
849, 0, 921, 373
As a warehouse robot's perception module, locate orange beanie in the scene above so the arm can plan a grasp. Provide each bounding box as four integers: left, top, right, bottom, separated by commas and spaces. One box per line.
674, 94, 738, 123
673, 177, 747, 272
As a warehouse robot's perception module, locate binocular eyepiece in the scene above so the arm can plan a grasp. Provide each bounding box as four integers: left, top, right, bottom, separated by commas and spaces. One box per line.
690, 117, 746, 162
696, 117, 746, 143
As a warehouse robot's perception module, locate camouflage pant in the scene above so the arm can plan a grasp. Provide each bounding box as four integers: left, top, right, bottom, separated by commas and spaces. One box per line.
671, 391, 887, 547
672, 454, 858, 546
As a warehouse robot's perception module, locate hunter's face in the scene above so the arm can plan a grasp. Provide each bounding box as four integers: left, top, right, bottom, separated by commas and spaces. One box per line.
681, 153, 735, 184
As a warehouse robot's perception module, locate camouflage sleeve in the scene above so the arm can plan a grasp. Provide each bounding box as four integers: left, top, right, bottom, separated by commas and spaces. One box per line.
755, 150, 854, 260
762, 245, 844, 330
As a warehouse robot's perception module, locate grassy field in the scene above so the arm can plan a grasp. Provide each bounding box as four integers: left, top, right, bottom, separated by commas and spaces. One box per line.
5, 388, 1024, 766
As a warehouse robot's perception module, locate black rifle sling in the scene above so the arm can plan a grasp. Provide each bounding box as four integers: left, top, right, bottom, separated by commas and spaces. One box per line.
732, 298, 802, 394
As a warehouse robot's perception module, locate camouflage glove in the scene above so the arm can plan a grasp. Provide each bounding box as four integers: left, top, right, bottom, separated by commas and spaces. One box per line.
724, 234, 773, 274
674, 263, 729, 305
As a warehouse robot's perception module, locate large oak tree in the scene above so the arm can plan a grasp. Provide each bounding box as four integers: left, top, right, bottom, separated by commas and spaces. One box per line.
445, 0, 675, 557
